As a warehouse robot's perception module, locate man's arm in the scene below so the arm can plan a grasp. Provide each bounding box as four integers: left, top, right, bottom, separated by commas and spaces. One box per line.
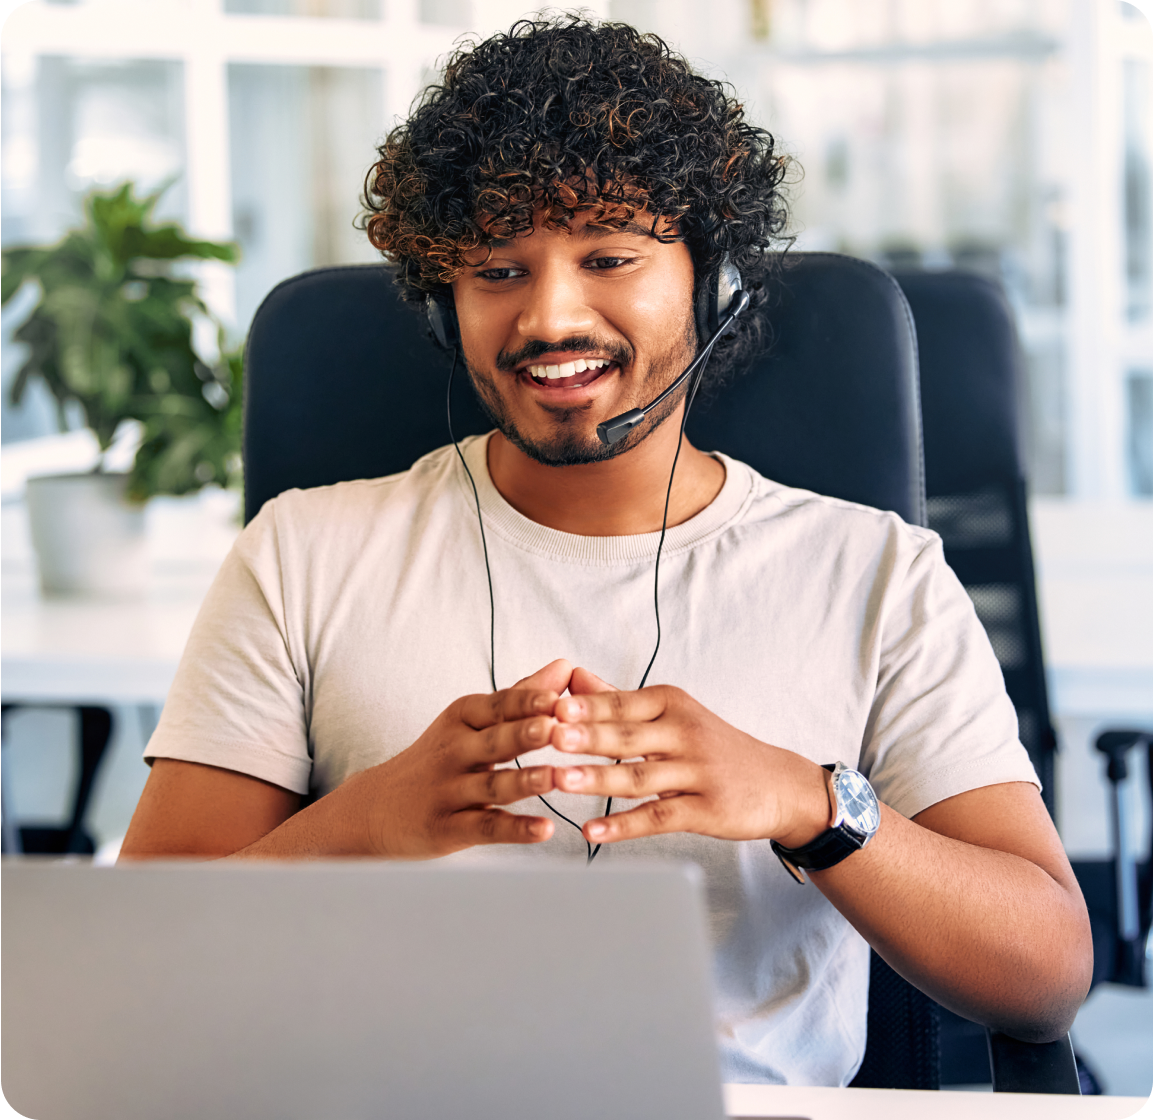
121, 661, 579, 861
814, 783, 1090, 1044
548, 676, 1092, 1043
120, 759, 301, 859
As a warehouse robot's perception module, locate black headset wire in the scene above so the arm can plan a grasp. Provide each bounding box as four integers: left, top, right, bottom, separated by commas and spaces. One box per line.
445, 349, 593, 856
587, 337, 717, 861
447, 331, 719, 865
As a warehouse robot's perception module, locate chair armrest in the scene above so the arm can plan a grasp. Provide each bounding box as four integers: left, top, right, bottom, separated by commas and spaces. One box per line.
986, 1029, 1080, 1093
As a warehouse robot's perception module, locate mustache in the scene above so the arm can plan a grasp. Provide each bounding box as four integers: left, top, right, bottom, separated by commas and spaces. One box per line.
496, 335, 634, 373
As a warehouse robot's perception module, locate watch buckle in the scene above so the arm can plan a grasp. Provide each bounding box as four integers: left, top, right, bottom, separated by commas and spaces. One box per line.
779, 856, 807, 885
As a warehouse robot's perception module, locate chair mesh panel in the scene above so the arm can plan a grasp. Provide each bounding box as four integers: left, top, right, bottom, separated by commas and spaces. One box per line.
925, 480, 1056, 810
965, 584, 1027, 670
850, 952, 940, 1090
927, 490, 1013, 549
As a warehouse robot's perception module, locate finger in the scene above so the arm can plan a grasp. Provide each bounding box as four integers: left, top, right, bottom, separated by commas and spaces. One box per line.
549, 718, 670, 760
456, 765, 556, 807
554, 759, 694, 799
449, 807, 554, 846
554, 685, 673, 726
511, 658, 574, 696
468, 713, 558, 766
569, 666, 619, 695
583, 796, 698, 844
459, 686, 558, 731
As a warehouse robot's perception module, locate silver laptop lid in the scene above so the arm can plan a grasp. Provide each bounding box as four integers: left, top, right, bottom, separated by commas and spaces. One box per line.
2, 861, 725, 1120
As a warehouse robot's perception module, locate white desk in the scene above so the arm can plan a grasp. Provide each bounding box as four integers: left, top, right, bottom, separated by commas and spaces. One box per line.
0, 499, 229, 854
2, 570, 208, 706
1, 495, 235, 707
724, 1084, 1150, 1119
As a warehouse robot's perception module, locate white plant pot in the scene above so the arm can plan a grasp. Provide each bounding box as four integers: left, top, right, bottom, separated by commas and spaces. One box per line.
25, 472, 148, 598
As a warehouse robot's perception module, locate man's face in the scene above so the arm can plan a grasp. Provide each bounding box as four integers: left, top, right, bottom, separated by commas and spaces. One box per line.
450, 211, 698, 465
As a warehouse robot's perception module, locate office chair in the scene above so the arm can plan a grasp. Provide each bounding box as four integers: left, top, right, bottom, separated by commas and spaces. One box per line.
243, 253, 1068, 1093
0, 703, 114, 855
893, 267, 1120, 1094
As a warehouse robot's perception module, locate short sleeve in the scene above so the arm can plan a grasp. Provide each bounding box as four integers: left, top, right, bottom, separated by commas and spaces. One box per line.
144, 499, 313, 795
859, 533, 1040, 819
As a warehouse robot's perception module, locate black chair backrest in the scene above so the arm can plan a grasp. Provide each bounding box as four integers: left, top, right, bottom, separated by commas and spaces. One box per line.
893, 269, 1082, 1095
892, 269, 1057, 810
687, 253, 925, 526
244, 253, 926, 527
244, 265, 490, 523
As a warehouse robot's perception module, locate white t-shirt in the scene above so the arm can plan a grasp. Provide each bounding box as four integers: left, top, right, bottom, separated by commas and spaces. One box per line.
145, 433, 1039, 1086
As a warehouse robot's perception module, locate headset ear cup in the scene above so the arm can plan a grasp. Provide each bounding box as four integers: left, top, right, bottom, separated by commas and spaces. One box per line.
426, 293, 460, 351
715, 256, 743, 327
695, 255, 744, 341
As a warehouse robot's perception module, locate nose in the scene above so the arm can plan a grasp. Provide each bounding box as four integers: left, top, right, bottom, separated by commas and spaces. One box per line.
515, 262, 597, 344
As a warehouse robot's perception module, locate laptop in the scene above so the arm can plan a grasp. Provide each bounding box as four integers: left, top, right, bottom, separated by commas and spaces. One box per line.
2, 860, 726, 1120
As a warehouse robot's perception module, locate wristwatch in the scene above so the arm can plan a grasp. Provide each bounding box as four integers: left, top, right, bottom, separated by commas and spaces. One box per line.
771, 762, 881, 884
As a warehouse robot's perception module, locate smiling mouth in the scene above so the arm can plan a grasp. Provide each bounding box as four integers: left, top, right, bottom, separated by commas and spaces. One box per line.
521, 357, 618, 390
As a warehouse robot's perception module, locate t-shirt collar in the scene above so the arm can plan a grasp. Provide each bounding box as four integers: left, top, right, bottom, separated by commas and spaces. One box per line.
456, 431, 755, 564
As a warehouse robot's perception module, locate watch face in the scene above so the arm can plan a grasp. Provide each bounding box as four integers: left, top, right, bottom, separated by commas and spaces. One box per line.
836, 769, 881, 835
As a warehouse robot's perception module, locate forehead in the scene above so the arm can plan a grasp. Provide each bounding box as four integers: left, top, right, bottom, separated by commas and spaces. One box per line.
481, 208, 678, 255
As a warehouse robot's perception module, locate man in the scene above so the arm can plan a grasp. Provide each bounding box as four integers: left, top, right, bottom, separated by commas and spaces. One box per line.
122, 17, 1091, 1086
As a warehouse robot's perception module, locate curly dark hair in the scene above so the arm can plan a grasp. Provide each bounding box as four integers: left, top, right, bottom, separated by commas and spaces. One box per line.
362, 14, 792, 382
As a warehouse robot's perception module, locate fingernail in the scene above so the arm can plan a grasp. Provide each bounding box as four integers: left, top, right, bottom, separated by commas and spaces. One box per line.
560, 697, 585, 720
529, 718, 548, 740
529, 820, 548, 838
586, 822, 606, 839
562, 767, 585, 788
532, 693, 552, 712
560, 726, 583, 749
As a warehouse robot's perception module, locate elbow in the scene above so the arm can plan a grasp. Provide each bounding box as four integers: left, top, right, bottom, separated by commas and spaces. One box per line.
986, 922, 1094, 1044
989, 1010, 1079, 1046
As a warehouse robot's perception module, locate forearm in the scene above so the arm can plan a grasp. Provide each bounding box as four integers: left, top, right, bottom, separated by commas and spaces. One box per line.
811, 802, 1092, 1041
122, 681, 567, 863
218, 775, 375, 860
119, 757, 371, 861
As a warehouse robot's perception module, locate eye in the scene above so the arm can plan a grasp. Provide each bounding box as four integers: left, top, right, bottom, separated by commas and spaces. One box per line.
586, 256, 633, 271
477, 267, 526, 282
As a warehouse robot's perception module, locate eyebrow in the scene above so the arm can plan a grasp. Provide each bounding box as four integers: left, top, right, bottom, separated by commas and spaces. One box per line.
485, 219, 658, 249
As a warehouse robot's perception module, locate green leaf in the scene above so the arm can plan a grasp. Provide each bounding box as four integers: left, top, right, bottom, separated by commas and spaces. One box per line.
5, 180, 243, 497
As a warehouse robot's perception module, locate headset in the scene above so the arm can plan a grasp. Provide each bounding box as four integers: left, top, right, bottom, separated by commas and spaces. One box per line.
431, 255, 749, 863
427, 254, 747, 371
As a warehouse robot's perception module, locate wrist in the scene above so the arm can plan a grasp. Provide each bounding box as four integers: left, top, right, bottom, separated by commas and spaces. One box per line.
772, 758, 834, 849
300, 768, 386, 857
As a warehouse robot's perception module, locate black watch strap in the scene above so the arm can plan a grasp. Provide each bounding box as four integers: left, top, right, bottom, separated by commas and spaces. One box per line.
771, 764, 868, 884
771, 825, 867, 883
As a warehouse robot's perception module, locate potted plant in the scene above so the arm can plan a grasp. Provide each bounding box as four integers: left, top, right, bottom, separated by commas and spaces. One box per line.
1, 183, 241, 596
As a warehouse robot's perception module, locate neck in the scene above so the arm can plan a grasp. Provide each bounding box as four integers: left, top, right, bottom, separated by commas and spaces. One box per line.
485, 409, 726, 536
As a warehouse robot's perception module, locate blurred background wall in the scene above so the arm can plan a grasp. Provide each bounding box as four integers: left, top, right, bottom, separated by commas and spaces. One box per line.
1, 0, 1151, 1093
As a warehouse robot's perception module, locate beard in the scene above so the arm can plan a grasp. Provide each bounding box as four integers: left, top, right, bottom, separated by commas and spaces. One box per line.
463, 317, 700, 467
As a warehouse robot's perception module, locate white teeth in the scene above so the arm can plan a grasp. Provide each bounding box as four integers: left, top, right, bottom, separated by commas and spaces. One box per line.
527, 358, 611, 381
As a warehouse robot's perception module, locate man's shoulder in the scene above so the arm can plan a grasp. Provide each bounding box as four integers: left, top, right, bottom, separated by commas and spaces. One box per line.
237, 443, 466, 571
260, 442, 462, 525
727, 454, 938, 553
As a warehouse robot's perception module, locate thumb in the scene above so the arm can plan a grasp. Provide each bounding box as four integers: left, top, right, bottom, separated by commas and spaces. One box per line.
569, 666, 619, 695
510, 658, 574, 696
